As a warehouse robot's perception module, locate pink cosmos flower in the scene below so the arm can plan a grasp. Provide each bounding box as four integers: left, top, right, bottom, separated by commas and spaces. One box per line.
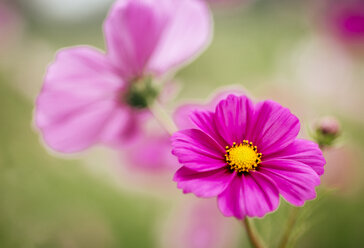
172, 94, 326, 218
326, 0, 364, 43
35, 0, 211, 153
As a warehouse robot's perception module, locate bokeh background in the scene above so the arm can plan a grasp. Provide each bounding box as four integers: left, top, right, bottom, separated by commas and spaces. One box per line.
1, 0, 364, 247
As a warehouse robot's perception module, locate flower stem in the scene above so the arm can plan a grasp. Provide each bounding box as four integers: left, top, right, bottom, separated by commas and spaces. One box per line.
278, 207, 300, 248
278, 146, 325, 248
149, 100, 177, 136
243, 217, 265, 248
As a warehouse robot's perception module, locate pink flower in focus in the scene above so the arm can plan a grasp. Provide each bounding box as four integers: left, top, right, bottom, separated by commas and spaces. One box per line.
35, 0, 212, 153
172, 94, 326, 218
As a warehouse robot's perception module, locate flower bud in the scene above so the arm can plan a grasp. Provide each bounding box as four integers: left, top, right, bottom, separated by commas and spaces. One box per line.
314, 116, 341, 148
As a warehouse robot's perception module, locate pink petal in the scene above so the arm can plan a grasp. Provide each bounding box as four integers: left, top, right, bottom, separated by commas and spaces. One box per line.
148, 0, 212, 75
35, 46, 125, 153
214, 95, 255, 145
241, 172, 280, 217
173, 89, 247, 129
217, 175, 245, 219
217, 172, 279, 219
266, 139, 326, 176
104, 0, 212, 79
260, 159, 320, 206
174, 103, 206, 130
125, 130, 178, 172
104, 0, 167, 80
174, 167, 234, 197
180, 200, 235, 248
172, 129, 226, 172
248, 100, 300, 155
100, 107, 146, 147
190, 110, 227, 147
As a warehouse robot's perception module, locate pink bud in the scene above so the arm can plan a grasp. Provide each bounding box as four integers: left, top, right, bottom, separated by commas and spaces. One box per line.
317, 116, 341, 136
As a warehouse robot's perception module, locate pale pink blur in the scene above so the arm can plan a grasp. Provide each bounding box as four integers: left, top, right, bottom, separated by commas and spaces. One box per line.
160, 199, 238, 248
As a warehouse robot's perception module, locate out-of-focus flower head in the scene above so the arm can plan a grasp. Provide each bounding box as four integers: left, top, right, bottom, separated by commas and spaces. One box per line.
172, 94, 325, 219
124, 127, 178, 173
313, 116, 341, 148
35, 0, 212, 153
325, 0, 364, 44
327, 0, 364, 40
321, 145, 361, 194
160, 199, 238, 248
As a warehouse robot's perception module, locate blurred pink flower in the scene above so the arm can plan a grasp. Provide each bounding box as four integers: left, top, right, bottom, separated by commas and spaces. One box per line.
172, 94, 325, 218
160, 199, 238, 248
124, 129, 178, 173
321, 145, 361, 194
35, 0, 212, 153
326, 0, 364, 43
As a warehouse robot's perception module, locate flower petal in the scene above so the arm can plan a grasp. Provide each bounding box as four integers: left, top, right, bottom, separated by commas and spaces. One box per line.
260, 159, 320, 206
173, 89, 247, 129
190, 110, 227, 147
35, 46, 124, 153
104, 0, 211, 79
173, 103, 206, 130
214, 94, 255, 145
171, 129, 226, 172
100, 107, 145, 147
241, 172, 280, 218
248, 100, 300, 155
217, 174, 246, 219
266, 139, 326, 176
148, 0, 212, 74
104, 0, 167, 80
125, 127, 178, 172
217, 172, 279, 219
174, 166, 234, 197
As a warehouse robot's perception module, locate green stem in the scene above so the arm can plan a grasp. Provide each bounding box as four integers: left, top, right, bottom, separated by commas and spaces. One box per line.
278, 207, 300, 248
149, 100, 177, 136
278, 146, 326, 248
243, 217, 265, 248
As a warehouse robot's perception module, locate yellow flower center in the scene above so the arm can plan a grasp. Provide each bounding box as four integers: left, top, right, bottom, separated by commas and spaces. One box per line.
225, 140, 262, 173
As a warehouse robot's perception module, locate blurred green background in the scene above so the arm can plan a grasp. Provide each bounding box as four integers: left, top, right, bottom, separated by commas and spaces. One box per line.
1, 0, 364, 247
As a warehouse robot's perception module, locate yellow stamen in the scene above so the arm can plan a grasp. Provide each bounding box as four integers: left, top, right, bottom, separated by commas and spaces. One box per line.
225, 140, 262, 173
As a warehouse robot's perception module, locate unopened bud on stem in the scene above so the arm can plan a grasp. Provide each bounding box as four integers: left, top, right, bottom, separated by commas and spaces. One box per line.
313, 116, 341, 149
